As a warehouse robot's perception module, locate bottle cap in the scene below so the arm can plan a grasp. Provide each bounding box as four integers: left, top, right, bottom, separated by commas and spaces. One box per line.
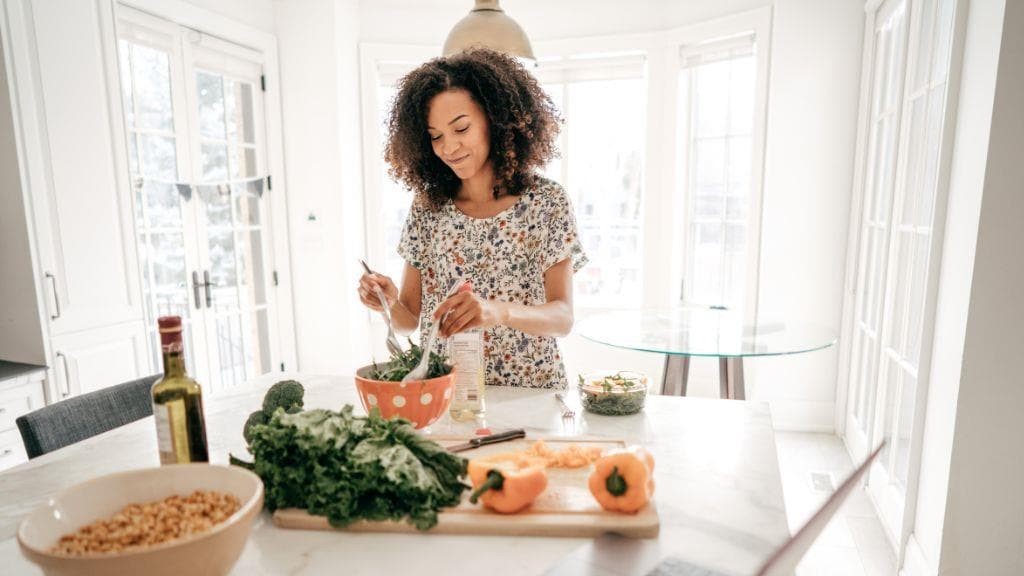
158, 316, 183, 333
158, 316, 184, 349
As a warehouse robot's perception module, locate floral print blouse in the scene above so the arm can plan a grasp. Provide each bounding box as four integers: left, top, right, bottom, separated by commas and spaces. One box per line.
398, 178, 588, 389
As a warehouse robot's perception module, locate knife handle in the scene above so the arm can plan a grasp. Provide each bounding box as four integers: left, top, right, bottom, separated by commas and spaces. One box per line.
472, 428, 526, 447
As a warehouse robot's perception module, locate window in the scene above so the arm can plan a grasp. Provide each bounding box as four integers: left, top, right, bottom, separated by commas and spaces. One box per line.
871, 0, 958, 530
840, 0, 962, 549
846, 0, 908, 461
677, 34, 760, 312
536, 53, 647, 308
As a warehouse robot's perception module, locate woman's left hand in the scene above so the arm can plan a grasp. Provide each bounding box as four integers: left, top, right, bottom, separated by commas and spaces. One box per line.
434, 289, 505, 338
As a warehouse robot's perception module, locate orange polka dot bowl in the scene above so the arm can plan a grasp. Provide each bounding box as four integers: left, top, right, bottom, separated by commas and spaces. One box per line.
353, 363, 456, 428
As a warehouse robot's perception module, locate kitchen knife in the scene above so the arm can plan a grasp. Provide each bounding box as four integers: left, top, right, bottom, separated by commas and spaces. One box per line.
445, 429, 526, 453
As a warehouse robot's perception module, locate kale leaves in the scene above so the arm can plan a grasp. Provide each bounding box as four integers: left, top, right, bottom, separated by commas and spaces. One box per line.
246, 405, 468, 530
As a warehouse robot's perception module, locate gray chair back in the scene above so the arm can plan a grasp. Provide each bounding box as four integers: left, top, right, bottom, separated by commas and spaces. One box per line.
16, 374, 161, 459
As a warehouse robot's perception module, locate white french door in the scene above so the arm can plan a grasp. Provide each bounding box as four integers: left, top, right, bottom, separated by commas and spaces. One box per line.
868, 0, 959, 547
116, 7, 281, 392
843, 0, 961, 554
845, 0, 909, 466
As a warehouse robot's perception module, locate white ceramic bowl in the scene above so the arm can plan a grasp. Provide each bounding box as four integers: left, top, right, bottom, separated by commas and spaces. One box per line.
18, 464, 263, 576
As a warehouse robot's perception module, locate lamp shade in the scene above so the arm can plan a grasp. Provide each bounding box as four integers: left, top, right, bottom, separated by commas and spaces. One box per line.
442, 0, 535, 62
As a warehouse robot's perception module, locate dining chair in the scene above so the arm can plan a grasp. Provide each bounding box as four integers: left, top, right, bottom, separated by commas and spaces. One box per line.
16, 374, 161, 459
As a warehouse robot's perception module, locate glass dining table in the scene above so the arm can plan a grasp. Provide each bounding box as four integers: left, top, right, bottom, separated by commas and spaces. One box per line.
576, 308, 837, 400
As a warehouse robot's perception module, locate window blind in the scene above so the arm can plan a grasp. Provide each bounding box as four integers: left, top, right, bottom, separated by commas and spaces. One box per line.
533, 54, 646, 84
679, 33, 755, 69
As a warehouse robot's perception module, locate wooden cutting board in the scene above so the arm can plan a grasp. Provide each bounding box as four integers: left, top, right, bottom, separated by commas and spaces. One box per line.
272, 436, 660, 538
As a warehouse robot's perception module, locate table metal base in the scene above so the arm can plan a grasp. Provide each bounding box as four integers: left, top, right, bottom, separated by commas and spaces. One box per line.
662, 355, 746, 400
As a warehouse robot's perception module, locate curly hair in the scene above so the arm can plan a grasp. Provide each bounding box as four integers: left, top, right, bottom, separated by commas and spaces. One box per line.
383, 48, 561, 210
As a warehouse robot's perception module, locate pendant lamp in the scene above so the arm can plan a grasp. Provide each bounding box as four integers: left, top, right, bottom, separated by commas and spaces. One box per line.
442, 0, 535, 63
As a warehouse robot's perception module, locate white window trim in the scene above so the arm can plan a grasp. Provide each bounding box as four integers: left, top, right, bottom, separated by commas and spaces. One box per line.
117, 0, 297, 372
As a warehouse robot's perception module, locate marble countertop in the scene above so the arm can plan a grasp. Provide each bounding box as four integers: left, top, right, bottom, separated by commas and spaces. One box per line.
0, 373, 789, 575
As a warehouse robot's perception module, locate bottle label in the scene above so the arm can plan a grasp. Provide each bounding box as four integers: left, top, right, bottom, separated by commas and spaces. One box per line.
153, 399, 189, 464
450, 331, 484, 410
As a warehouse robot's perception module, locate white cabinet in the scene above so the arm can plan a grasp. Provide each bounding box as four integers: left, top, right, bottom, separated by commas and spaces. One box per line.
0, 372, 46, 432
17, 0, 144, 336
0, 368, 47, 471
50, 324, 150, 399
0, 0, 150, 401
0, 429, 28, 471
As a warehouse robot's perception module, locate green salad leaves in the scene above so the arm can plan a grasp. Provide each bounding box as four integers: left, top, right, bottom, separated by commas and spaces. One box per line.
235, 384, 468, 530
369, 340, 451, 381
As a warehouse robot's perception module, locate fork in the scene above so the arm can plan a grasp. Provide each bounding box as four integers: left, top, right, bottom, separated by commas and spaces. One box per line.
554, 393, 575, 420
360, 259, 404, 358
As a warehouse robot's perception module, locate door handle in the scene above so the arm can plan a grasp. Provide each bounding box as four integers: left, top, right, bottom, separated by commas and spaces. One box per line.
45, 272, 61, 319
203, 270, 213, 307
56, 352, 71, 398
192, 271, 203, 309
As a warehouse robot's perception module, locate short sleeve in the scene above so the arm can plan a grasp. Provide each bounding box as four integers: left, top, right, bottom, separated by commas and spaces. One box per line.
539, 183, 589, 273
397, 200, 430, 270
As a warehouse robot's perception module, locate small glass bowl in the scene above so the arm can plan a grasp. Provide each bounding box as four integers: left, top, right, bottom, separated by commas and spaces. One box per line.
577, 370, 648, 416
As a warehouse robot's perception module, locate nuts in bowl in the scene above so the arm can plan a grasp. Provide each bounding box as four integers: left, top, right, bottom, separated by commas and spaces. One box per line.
577, 371, 649, 416
18, 464, 263, 576
49, 490, 241, 556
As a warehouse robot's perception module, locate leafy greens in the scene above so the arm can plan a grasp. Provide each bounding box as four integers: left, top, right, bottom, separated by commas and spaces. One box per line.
244, 404, 469, 530
369, 340, 451, 381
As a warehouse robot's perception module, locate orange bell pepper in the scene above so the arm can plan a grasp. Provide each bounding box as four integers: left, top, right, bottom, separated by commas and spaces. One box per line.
468, 454, 548, 514
588, 446, 655, 514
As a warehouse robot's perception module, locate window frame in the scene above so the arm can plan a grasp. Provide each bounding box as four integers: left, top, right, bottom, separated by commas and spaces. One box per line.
662, 8, 773, 325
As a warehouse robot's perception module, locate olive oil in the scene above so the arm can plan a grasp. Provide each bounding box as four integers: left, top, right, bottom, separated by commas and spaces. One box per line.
151, 316, 209, 464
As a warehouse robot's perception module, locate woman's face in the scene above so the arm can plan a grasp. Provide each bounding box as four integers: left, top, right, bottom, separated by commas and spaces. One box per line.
426, 88, 491, 181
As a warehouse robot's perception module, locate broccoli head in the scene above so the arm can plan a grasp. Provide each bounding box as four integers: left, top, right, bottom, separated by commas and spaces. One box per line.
243, 410, 268, 445
262, 379, 305, 415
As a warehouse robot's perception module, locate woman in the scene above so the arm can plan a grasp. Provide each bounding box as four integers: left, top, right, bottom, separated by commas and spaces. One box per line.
357, 48, 587, 389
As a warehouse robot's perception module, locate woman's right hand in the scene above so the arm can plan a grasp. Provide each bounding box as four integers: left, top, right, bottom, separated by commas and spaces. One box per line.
358, 272, 399, 312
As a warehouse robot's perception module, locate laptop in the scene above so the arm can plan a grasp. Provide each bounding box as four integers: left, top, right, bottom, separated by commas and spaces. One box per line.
546, 442, 885, 576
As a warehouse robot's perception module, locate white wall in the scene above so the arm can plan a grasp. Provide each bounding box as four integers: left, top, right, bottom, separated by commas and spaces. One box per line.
273, 0, 369, 374
937, 0, 1023, 572
904, 0, 1003, 572
752, 0, 862, 430
182, 0, 275, 32
353, 0, 863, 430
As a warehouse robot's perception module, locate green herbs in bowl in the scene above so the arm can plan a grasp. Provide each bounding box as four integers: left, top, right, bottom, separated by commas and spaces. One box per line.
577, 371, 648, 416
368, 340, 452, 381
355, 340, 456, 429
